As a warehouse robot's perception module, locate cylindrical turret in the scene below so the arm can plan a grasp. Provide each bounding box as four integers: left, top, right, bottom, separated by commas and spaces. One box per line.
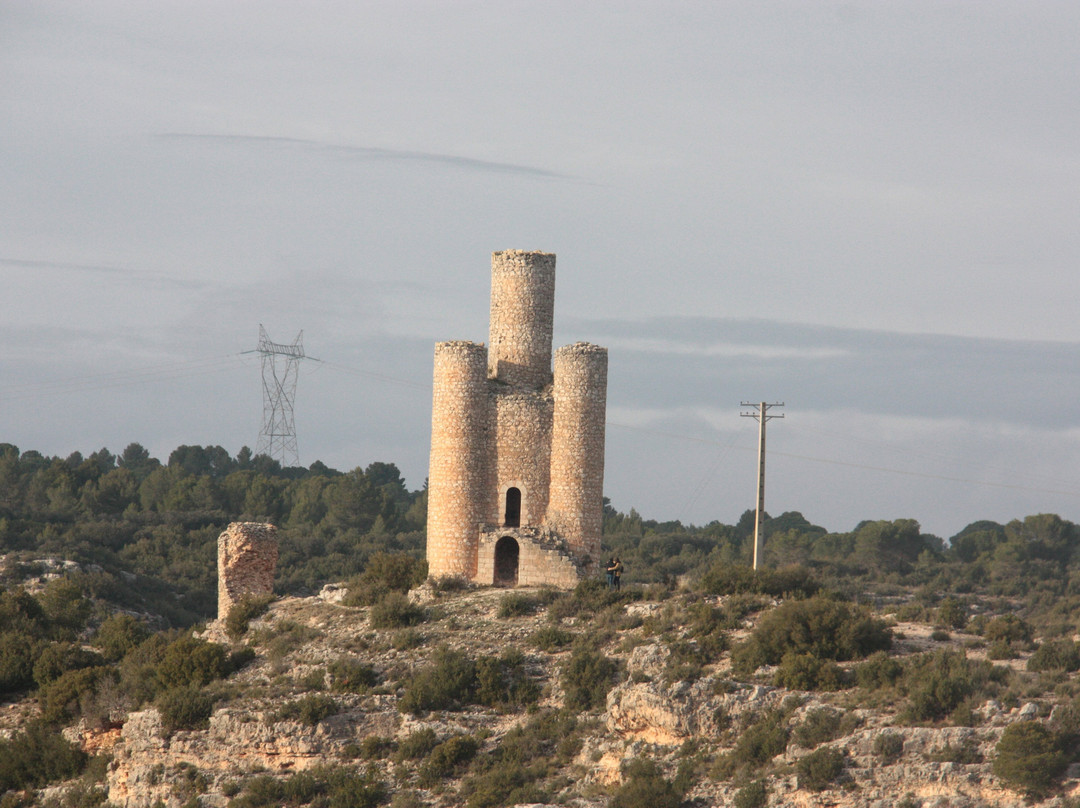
548, 342, 608, 569
427, 341, 489, 579
488, 250, 556, 389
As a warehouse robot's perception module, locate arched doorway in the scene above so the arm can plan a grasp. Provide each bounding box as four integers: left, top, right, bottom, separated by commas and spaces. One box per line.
494, 536, 519, 586
504, 487, 521, 527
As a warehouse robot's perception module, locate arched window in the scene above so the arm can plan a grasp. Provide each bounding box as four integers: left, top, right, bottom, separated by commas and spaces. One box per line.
504, 487, 521, 527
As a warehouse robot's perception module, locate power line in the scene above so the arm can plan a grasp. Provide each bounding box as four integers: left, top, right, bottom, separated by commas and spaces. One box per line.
0, 355, 248, 402
605, 420, 1080, 500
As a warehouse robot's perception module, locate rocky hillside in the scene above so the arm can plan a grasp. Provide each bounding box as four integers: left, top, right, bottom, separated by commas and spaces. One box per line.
62, 581, 1080, 808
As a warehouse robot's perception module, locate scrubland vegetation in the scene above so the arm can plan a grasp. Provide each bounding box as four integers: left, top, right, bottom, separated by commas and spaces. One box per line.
4, 442, 1080, 805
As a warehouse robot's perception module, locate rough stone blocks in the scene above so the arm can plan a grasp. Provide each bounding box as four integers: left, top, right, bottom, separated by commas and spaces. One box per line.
217, 522, 278, 620
427, 250, 607, 588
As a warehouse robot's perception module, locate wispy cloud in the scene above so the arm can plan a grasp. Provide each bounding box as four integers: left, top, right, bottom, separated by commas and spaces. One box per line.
0, 258, 208, 290
154, 133, 578, 181
601, 335, 848, 360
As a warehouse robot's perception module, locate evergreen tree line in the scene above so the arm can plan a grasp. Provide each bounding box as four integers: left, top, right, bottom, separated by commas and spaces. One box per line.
0, 442, 426, 625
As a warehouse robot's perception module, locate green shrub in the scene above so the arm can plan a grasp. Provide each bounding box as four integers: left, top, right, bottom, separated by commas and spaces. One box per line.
475, 649, 541, 710
298, 668, 325, 691
368, 592, 426, 629
458, 710, 578, 808
225, 594, 273, 640
156, 635, 230, 690
873, 731, 904, 762
986, 639, 1017, 660
229, 646, 257, 671
854, 650, 903, 690
38, 577, 92, 638
661, 640, 712, 685
357, 735, 395, 760
774, 651, 844, 691
0, 588, 47, 637
983, 615, 1032, 650
609, 759, 682, 808
399, 646, 476, 715
793, 708, 844, 749
157, 686, 214, 732
418, 735, 479, 786
395, 728, 439, 762
733, 779, 767, 808
731, 595, 891, 676
0, 631, 37, 693
228, 765, 385, 808
275, 694, 340, 726
428, 575, 470, 593
93, 613, 150, 662
684, 601, 730, 660
343, 552, 427, 607
0, 721, 87, 792
560, 646, 617, 712
546, 579, 638, 621
38, 665, 114, 724
936, 597, 968, 630
328, 657, 378, 693
901, 650, 989, 723
404, 645, 537, 715
712, 709, 789, 778
461, 762, 544, 808
497, 593, 542, 618
927, 739, 982, 764
256, 620, 321, 664
529, 625, 574, 652
32, 642, 104, 687
392, 628, 425, 651
699, 564, 819, 599
993, 721, 1067, 798
796, 746, 844, 790
930, 629, 951, 642
1027, 639, 1080, 672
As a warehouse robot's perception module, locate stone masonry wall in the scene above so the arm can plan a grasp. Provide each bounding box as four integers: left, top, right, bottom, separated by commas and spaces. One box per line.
426, 250, 608, 588
476, 529, 583, 589
217, 522, 278, 620
490, 390, 553, 527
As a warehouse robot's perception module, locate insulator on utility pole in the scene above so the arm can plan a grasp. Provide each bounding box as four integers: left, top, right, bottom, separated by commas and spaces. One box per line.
740, 401, 784, 570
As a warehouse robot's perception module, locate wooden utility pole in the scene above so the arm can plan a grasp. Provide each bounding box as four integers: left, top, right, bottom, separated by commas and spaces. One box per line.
740, 402, 784, 570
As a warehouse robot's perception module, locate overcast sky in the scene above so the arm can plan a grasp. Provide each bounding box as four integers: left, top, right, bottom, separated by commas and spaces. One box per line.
4, 2, 1080, 540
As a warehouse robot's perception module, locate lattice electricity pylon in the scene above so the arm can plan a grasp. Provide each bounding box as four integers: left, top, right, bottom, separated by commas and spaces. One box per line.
252, 325, 307, 468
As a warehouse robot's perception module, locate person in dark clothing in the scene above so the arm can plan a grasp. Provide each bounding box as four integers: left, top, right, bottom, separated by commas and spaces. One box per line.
613, 557, 624, 591
605, 557, 616, 589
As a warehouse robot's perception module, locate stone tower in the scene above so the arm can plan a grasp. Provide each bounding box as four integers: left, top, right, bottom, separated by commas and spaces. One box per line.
426, 250, 608, 587
217, 522, 278, 620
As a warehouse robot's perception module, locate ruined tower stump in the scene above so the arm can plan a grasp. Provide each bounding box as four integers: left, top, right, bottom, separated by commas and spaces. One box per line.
217, 522, 278, 621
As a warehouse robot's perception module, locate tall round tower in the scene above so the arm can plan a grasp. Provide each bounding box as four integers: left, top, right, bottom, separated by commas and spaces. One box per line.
548, 342, 608, 569
427, 340, 489, 579
488, 250, 556, 389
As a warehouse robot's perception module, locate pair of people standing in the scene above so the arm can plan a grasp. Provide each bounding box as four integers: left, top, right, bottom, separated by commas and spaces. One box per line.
605, 557, 624, 590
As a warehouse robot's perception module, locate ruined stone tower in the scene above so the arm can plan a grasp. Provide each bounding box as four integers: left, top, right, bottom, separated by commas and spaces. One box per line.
426, 250, 608, 587
217, 522, 278, 620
